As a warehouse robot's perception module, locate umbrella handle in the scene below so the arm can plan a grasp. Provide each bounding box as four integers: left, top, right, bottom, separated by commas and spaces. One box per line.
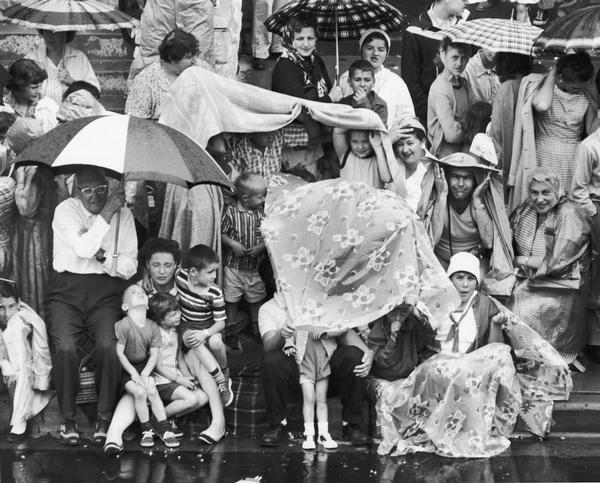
335, 6, 339, 83
113, 177, 123, 258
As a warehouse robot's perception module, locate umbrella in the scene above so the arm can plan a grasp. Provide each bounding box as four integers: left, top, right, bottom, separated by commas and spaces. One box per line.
533, 4, 600, 53
265, 0, 405, 80
442, 18, 542, 55
1, 0, 139, 32
14, 114, 232, 255
262, 174, 459, 331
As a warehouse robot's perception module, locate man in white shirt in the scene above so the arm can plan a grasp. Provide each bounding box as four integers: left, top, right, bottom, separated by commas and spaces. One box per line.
45, 167, 138, 447
258, 293, 373, 447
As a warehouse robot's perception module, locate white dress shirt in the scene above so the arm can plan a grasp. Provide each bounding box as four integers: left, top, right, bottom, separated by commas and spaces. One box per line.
27, 42, 100, 105
52, 197, 138, 280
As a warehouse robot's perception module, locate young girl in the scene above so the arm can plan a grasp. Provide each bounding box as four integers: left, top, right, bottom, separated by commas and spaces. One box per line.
427, 37, 471, 158
115, 285, 179, 448
283, 328, 345, 450
332, 128, 391, 189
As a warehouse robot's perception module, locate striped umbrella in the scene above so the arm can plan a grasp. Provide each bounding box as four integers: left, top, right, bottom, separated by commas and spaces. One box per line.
265, 0, 405, 79
1, 0, 139, 32
442, 18, 542, 56
533, 4, 600, 53
13, 114, 231, 189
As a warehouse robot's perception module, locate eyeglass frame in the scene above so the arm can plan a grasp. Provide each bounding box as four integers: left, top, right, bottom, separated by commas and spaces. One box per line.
77, 184, 109, 196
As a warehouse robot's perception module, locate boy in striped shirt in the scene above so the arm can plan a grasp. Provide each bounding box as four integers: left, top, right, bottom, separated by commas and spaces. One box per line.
175, 244, 233, 407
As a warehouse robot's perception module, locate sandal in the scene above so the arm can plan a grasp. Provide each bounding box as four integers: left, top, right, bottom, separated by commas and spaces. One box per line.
197, 432, 221, 445
59, 421, 80, 446
103, 441, 124, 455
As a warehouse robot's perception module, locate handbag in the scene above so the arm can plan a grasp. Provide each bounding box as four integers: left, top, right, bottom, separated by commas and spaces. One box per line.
75, 350, 97, 404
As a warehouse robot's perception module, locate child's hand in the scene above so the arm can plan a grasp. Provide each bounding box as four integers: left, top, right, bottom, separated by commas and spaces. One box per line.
283, 345, 297, 357
178, 375, 196, 390
352, 87, 368, 107
140, 374, 153, 388
187, 329, 209, 347
246, 243, 265, 258
369, 131, 383, 148
310, 330, 324, 340
131, 373, 143, 387
231, 241, 247, 257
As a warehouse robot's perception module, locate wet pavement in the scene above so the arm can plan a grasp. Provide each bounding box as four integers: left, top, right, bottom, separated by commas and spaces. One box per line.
1, 436, 600, 482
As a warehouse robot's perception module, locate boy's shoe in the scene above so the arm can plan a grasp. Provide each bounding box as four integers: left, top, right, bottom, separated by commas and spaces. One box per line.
168, 419, 184, 438
103, 441, 124, 455
302, 434, 316, 450
218, 377, 234, 407
59, 420, 80, 446
318, 433, 338, 449
225, 334, 243, 354
342, 423, 370, 446
260, 423, 288, 447
93, 417, 110, 445
159, 430, 180, 448
140, 429, 155, 447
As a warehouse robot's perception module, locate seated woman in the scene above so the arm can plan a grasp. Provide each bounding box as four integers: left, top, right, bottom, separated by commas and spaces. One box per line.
509, 168, 591, 368
138, 237, 180, 296
418, 153, 514, 298
377, 252, 571, 458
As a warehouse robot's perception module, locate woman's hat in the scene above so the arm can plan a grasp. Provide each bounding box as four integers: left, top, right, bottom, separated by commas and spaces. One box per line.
469, 133, 498, 166
437, 152, 499, 172
447, 252, 481, 285
359, 29, 391, 51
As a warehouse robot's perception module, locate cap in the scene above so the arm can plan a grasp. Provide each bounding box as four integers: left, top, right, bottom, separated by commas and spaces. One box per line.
437, 152, 499, 172
359, 29, 391, 51
447, 252, 481, 284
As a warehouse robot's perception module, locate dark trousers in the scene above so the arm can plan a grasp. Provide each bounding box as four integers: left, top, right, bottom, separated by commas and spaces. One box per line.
45, 272, 128, 420
261, 345, 365, 426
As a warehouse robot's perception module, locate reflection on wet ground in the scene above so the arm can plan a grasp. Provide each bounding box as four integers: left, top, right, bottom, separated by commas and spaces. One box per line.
1, 438, 600, 482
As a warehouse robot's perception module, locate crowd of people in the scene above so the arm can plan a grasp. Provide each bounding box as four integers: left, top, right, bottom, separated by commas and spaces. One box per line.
0, 0, 596, 459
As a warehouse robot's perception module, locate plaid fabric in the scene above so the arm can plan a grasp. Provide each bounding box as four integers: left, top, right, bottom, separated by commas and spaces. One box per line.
443, 18, 542, 55
534, 6, 600, 54
281, 124, 309, 148
265, 0, 405, 40
224, 376, 268, 437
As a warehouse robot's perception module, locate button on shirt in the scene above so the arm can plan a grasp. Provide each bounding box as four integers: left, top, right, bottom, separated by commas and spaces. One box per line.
52, 197, 138, 279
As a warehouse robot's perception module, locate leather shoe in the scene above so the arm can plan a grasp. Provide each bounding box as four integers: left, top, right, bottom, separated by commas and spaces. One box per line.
260, 423, 288, 447
252, 57, 267, 70
588, 345, 600, 363
342, 423, 370, 446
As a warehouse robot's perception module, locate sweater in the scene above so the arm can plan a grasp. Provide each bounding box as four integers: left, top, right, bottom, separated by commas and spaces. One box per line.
572, 128, 600, 216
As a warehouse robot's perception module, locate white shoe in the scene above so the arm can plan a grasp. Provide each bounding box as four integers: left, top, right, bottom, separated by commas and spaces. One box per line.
302, 434, 316, 450
318, 433, 338, 449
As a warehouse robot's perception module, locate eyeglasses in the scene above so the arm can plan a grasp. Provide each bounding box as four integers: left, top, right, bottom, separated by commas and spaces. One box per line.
78, 184, 108, 196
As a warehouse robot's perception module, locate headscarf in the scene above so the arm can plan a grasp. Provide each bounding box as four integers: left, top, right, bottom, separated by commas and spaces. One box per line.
526, 167, 564, 200
280, 23, 328, 98
56, 88, 105, 123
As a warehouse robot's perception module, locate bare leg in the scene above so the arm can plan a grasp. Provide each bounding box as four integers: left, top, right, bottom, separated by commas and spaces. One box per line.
145, 378, 167, 422
105, 394, 136, 446
315, 378, 328, 425
207, 333, 228, 369
125, 382, 149, 423
191, 343, 220, 372
164, 386, 207, 418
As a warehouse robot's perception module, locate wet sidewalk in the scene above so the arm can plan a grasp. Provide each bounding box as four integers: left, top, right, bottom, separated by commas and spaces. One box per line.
2, 437, 600, 482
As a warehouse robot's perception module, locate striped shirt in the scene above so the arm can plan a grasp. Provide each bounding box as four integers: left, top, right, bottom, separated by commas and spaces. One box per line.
176, 268, 226, 334
154, 327, 181, 385
221, 202, 264, 271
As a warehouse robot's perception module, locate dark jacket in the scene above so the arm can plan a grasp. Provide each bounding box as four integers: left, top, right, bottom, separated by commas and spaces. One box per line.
401, 10, 445, 124
271, 56, 332, 103
339, 90, 388, 126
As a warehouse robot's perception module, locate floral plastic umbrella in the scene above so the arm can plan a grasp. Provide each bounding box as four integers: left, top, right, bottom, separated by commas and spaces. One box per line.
262, 174, 459, 331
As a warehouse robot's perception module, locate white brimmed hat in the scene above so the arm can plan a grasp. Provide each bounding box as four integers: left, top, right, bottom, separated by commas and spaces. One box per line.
447, 252, 481, 285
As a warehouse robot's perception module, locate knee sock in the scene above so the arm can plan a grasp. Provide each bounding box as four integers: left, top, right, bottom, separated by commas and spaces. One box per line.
141, 421, 152, 432
210, 367, 227, 387
156, 419, 169, 434
222, 366, 230, 380
304, 422, 315, 437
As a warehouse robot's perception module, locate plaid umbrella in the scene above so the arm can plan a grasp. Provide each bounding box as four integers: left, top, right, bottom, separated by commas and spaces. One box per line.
0, 0, 139, 32
442, 18, 542, 55
533, 4, 600, 53
265, 0, 405, 79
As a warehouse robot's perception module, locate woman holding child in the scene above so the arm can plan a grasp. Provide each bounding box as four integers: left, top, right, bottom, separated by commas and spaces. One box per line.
339, 29, 415, 128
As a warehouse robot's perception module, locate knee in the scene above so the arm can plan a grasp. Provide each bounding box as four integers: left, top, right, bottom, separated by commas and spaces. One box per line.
262, 349, 286, 373
208, 333, 224, 351
54, 340, 77, 360
96, 337, 117, 355
303, 388, 315, 405
130, 385, 147, 400
332, 346, 363, 372
194, 390, 208, 408
146, 379, 158, 398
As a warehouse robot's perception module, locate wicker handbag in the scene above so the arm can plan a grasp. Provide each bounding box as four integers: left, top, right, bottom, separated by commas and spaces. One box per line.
75, 351, 97, 404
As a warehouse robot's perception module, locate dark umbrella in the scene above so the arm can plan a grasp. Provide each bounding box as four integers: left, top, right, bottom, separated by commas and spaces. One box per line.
265, 0, 405, 79
533, 4, 600, 53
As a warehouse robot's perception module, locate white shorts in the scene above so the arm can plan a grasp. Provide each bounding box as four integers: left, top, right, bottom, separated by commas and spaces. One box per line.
223, 266, 266, 303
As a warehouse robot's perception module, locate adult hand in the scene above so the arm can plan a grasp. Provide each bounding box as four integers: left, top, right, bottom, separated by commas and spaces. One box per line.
433, 163, 448, 196
141, 270, 153, 292
388, 124, 415, 144
57, 67, 74, 85
491, 311, 509, 326
390, 320, 402, 333
280, 321, 295, 339
99, 189, 126, 224
352, 87, 368, 107
94, 248, 106, 263
353, 350, 373, 378
473, 173, 491, 205
328, 84, 343, 103
369, 131, 383, 148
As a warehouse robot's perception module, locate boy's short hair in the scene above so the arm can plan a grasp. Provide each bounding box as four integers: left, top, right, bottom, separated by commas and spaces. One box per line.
348, 59, 375, 79
0, 279, 18, 301
187, 244, 220, 271
148, 293, 179, 324
235, 171, 265, 197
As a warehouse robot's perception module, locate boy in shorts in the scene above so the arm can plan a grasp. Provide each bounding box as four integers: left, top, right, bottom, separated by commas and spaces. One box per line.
221, 172, 268, 351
